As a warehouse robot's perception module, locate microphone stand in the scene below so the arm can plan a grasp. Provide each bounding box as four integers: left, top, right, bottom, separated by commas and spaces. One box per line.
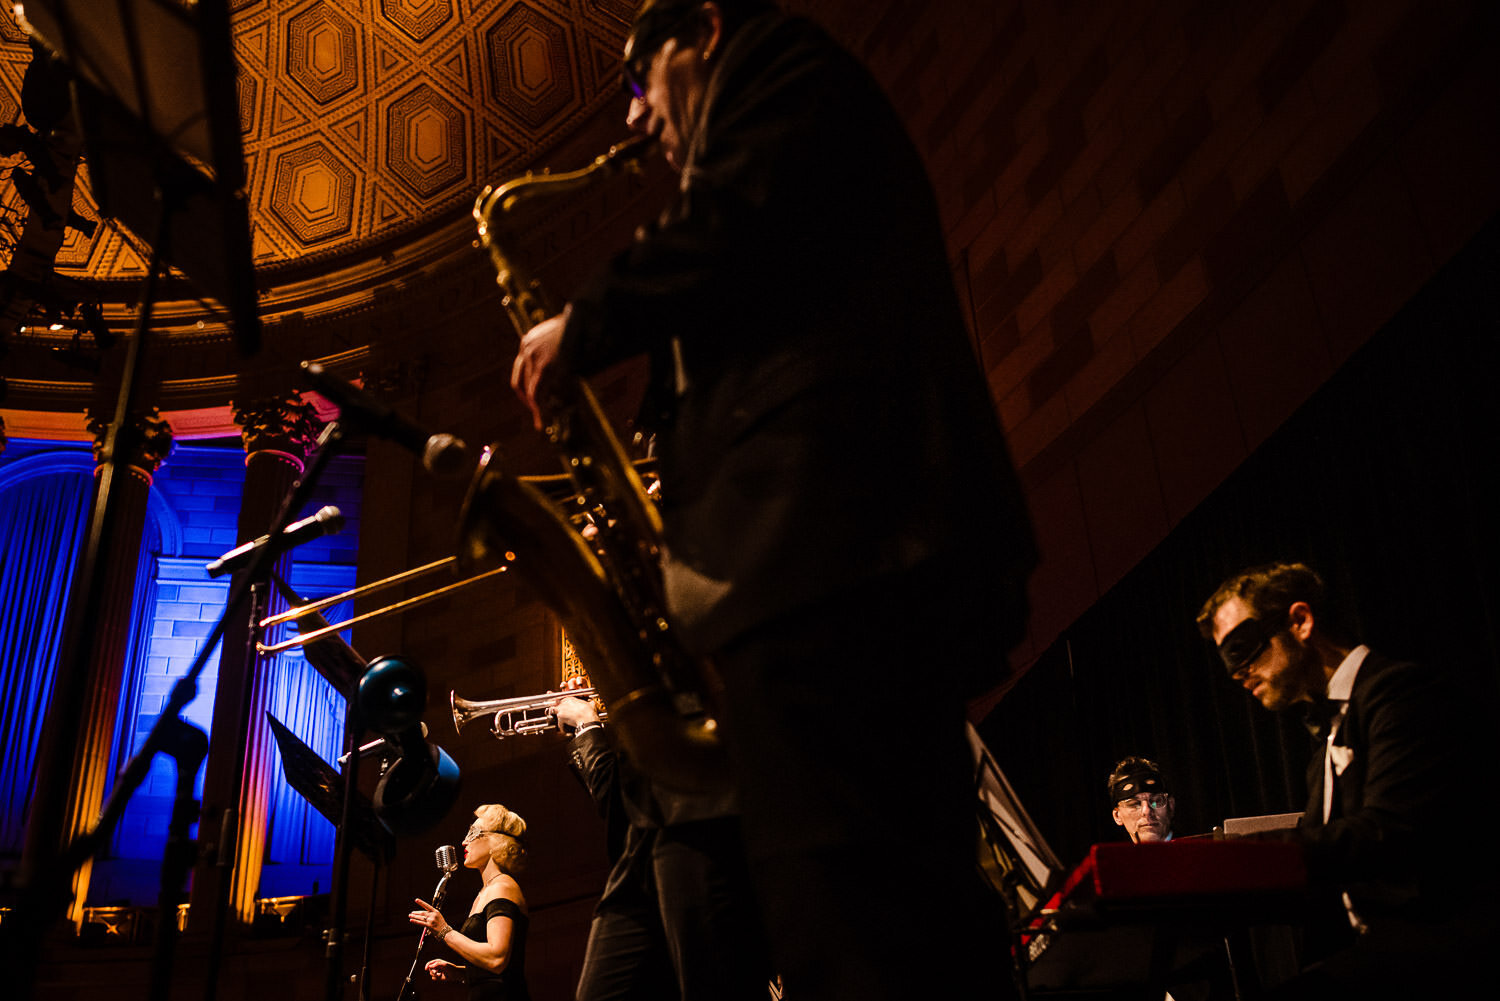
355, 791, 387, 1001
7, 1, 258, 989
326, 695, 381, 1001
396, 863, 458, 1001
204, 419, 350, 1000
2, 390, 340, 1001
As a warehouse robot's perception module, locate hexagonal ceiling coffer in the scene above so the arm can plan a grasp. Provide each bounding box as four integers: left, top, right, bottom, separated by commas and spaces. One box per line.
382, 0, 454, 43
270, 141, 357, 244
485, 2, 576, 130
386, 83, 467, 199
287, 1, 361, 104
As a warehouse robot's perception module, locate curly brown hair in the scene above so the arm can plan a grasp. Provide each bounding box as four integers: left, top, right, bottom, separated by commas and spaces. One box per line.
1196, 562, 1331, 641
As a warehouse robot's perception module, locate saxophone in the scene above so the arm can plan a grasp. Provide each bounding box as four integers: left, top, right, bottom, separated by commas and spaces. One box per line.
464, 137, 725, 792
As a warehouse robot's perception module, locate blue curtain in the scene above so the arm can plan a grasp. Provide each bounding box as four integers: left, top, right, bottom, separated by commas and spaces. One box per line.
0, 465, 93, 854
105, 528, 163, 858
264, 600, 349, 867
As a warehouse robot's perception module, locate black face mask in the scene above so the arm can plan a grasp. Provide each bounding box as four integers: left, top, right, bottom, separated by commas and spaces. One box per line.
1217, 616, 1274, 675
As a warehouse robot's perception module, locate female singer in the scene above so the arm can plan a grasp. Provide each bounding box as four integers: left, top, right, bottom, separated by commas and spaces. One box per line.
409, 803, 531, 1000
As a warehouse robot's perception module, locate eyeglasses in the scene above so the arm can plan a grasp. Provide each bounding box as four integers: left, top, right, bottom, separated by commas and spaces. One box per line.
621, 6, 699, 98
1116, 795, 1169, 813
621, 48, 654, 100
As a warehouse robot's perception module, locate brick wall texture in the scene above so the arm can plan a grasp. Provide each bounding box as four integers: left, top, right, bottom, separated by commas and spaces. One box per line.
790, 0, 1500, 665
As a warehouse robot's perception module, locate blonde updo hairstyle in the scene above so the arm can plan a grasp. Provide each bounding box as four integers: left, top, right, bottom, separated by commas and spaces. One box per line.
474, 803, 527, 872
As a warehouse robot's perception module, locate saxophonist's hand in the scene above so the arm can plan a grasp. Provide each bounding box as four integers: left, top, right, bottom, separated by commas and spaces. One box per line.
512, 310, 568, 431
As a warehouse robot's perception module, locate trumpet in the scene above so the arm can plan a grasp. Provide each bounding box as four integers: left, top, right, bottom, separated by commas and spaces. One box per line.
451, 688, 607, 739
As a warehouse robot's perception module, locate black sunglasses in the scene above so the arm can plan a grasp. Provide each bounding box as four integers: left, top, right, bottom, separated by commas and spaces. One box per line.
621, 6, 701, 98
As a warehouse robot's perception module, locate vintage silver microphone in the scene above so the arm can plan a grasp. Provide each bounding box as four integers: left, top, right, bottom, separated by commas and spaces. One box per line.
397, 845, 462, 1000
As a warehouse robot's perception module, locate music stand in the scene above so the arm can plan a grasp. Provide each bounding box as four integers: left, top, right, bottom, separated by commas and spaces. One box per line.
266, 715, 394, 866
18, 0, 259, 352
11, 0, 259, 945
968, 722, 1065, 916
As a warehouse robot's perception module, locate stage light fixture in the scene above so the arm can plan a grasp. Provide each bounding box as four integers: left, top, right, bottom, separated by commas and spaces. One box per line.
358, 656, 461, 836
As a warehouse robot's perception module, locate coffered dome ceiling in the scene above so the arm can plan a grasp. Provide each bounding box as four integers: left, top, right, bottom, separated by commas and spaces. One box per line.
0, 0, 643, 428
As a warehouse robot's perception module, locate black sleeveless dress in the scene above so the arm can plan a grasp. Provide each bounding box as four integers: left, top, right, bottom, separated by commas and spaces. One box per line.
459, 897, 530, 1001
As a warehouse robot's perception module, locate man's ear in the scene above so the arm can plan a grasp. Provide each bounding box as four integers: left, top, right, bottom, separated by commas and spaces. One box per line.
1286, 601, 1315, 641
699, 2, 726, 61
1111, 808, 1124, 828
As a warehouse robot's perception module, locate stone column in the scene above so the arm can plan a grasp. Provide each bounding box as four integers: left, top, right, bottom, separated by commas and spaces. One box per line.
189, 394, 321, 930
60, 408, 174, 927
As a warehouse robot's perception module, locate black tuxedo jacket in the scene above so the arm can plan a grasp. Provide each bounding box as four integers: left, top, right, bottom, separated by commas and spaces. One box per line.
561, 11, 1035, 659
1300, 650, 1481, 920
567, 726, 736, 907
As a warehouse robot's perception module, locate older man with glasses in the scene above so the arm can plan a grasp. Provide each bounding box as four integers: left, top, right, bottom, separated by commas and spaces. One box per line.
1108, 757, 1177, 844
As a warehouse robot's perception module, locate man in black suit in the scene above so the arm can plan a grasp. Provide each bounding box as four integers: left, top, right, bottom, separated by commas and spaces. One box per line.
553, 693, 769, 1001
512, 3, 1035, 997
1198, 562, 1493, 997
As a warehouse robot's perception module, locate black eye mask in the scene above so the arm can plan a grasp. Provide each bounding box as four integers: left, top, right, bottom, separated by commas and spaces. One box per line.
1218, 616, 1273, 675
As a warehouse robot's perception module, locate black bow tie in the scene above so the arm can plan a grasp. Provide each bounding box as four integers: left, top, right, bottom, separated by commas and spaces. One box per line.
1302, 697, 1342, 739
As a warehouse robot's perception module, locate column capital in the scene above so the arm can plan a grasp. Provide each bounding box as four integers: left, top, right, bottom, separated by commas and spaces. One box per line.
230, 394, 322, 471
85, 408, 175, 483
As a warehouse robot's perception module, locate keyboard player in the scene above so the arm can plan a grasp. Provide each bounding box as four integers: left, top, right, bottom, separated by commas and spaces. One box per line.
1107, 758, 1238, 1001
1198, 561, 1497, 999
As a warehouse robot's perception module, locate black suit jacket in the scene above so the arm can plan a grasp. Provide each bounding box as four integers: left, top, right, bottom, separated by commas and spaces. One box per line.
568, 726, 649, 907
1300, 650, 1480, 921
567, 726, 737, 907
561, 11, 1035, 660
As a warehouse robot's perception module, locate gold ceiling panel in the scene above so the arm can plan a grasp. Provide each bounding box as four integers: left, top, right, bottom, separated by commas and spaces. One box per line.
1, 0, 634, 283
382, 0, 455, 43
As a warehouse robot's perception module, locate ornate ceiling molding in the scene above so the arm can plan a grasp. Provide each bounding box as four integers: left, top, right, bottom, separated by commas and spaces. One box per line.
2, 2, 646, 434
2, 1, 636, 307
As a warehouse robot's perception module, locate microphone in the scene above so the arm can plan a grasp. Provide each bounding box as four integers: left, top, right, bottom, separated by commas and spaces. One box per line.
302, 361, 471, 477
399, 843, 463, 1000
336, 722, 429, 767
206, 505, 344, 578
